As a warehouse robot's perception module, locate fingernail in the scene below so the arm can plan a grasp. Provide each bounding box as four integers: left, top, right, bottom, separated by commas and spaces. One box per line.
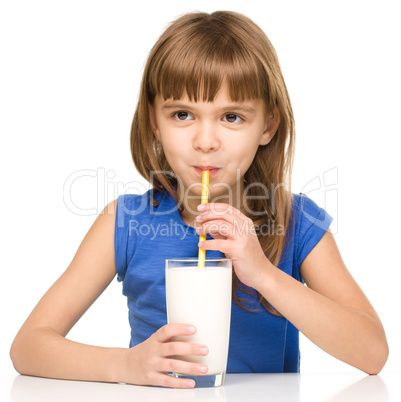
197, 204, 205, 211
195, 215, 203, 221
188, 326, 196, 334
200, 347, 209, 355
199, 365, 208, 374
186, 380, 196, 388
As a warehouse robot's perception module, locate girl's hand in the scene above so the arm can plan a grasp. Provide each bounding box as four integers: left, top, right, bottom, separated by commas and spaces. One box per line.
120, 323, 209, 388
196, 203, 272, 290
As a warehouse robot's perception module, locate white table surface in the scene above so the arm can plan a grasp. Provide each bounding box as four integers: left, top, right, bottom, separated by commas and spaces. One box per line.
1, 372, 399, 402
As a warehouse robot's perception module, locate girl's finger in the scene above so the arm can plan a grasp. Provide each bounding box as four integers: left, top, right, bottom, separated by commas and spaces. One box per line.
196, 220, 232, 238
155, 324, 196, 342
198, 238, 233, 254
198, 219, 256, 239
197, 208, 253, 229
160, 358, 208, 377
154, 373, 196, 389
161, 341, 209, 358
198, 202, 241, 214
197, 231, 227, 241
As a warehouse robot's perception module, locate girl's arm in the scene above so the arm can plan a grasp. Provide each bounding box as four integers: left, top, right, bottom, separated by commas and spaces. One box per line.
259, 229, 389, 374
197, 203, 389, 374
10, 200, 207, 388
10, 200, 120, 382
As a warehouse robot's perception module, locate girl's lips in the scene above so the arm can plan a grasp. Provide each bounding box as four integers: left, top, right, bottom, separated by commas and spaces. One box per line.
194, 166, 220, 176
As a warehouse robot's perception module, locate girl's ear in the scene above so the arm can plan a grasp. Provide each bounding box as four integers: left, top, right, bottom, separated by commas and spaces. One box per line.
148, 102, 161, 141
260, 107, 280, 146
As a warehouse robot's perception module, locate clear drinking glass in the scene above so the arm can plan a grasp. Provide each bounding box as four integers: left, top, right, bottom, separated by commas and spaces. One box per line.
165, 258, 232, 387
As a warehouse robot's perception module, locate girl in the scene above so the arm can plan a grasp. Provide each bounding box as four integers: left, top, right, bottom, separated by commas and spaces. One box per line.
10, 11, 388, 389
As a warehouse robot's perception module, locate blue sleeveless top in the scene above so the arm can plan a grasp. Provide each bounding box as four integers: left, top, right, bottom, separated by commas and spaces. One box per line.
114, 189, 332, 373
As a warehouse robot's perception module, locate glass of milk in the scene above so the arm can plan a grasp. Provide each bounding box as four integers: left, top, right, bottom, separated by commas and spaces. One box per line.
165, 258, 232, 387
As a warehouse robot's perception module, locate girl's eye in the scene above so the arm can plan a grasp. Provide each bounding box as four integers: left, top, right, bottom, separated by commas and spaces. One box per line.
173, 111, 194, 121
222, 114, 243, 124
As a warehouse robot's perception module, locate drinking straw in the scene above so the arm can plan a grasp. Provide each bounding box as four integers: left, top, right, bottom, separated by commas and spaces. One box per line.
198, 169, 209, 268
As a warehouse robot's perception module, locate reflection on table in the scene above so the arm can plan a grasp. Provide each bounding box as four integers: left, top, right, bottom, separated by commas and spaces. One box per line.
10, 372, 391, 402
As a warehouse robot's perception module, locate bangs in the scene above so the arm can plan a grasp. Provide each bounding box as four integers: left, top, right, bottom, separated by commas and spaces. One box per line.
147, 15, 269, 103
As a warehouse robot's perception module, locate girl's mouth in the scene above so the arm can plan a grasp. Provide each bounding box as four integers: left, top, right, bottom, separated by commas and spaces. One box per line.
193, 166, 220, 176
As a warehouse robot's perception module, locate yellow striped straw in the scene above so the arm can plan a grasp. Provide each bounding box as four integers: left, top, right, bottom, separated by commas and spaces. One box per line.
198, 169, 209, 268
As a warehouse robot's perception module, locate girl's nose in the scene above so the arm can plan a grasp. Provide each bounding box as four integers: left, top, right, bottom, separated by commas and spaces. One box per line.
193, 122, 220, 152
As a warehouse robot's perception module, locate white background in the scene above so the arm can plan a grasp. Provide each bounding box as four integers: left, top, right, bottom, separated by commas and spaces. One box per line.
1, 0, 400, 379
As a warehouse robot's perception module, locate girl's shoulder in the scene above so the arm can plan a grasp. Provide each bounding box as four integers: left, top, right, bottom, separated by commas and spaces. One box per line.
289, 193, 333, 271
116, 189, 153, 207
291, 193, 333, 231
115, 188, 177, 228
116, 188, 172, 214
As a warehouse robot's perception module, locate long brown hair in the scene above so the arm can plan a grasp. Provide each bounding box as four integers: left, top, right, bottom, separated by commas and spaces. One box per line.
130, 11, 295, 314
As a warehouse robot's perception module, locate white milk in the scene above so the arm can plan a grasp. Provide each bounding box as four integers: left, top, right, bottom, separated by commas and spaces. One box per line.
166, 265, 232, 375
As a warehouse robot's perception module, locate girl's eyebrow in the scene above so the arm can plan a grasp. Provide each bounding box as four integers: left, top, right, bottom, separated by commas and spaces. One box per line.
161, 103, 191, 111
161, 101, 257, 114
224, 105, 257, 114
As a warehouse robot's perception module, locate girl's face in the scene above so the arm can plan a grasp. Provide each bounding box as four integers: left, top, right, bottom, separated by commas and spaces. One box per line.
149, 83, 279, 205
